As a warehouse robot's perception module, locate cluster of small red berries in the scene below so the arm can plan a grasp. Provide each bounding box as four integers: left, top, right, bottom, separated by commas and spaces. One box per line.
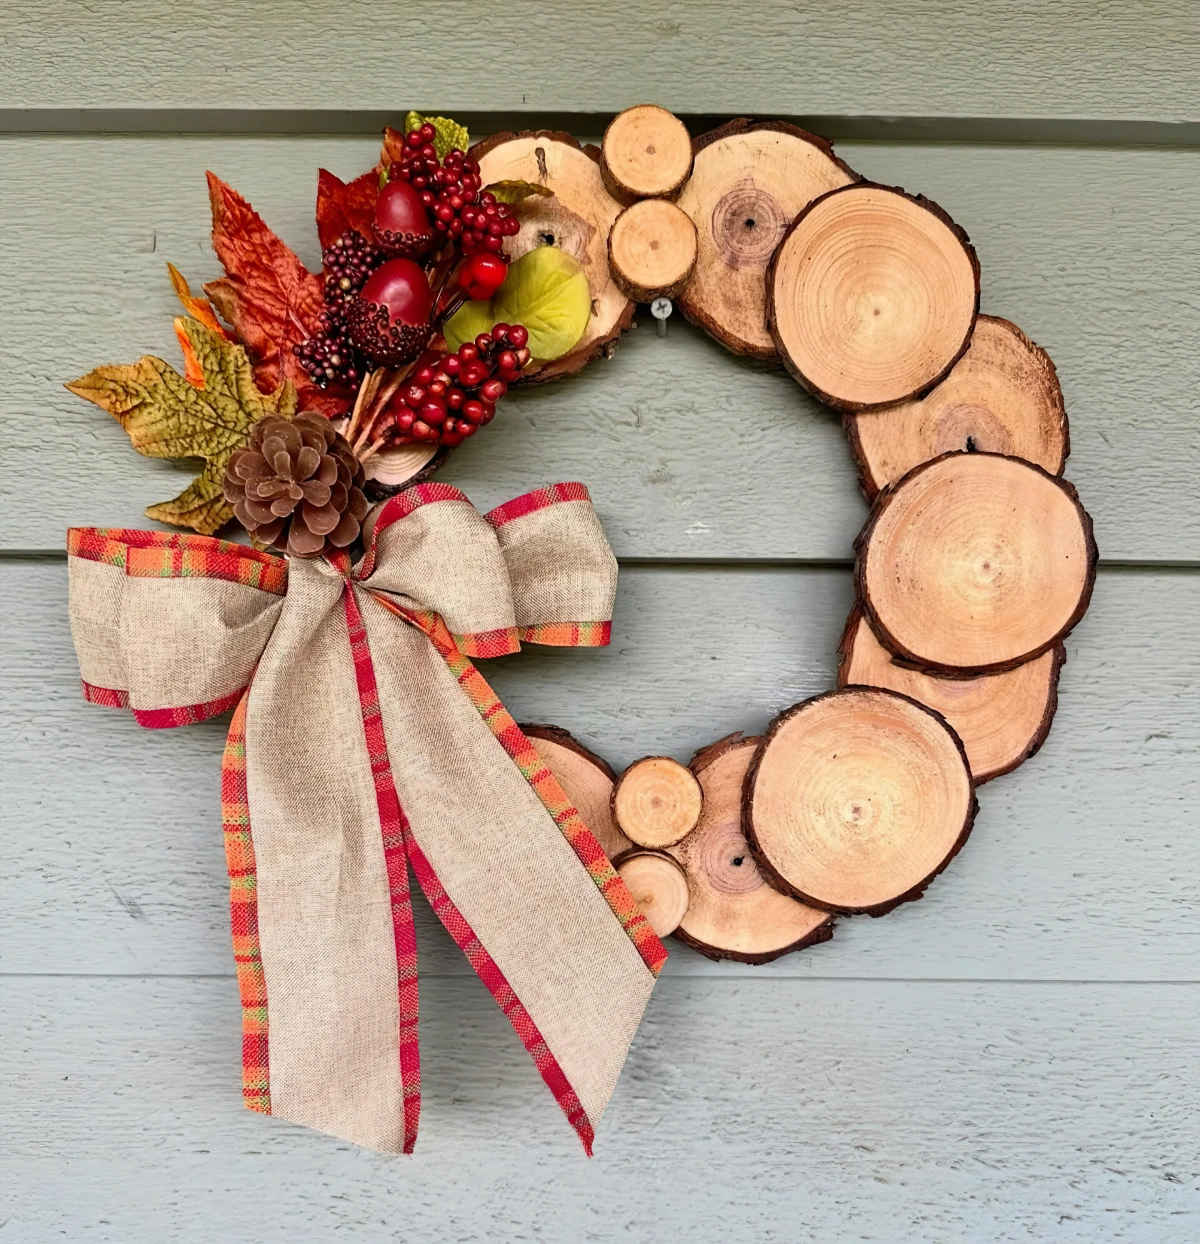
376, 324, 531, 448
293, 232, 385, 388
389, 126, 521, 254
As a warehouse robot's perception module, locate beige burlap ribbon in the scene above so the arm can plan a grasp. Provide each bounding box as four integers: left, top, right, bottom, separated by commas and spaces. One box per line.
67, 481, 666, 1155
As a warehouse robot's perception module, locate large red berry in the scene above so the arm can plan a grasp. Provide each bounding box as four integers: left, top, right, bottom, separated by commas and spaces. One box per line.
373, 181, 434, 259
458, 252, 508, 301
346, 258, 433, 365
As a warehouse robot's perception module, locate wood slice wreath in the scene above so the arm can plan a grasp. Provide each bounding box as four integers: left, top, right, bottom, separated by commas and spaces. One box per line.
67, 104, 1099, 972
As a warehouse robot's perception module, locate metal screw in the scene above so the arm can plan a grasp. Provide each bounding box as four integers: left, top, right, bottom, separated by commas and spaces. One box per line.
650, 297, 673, 338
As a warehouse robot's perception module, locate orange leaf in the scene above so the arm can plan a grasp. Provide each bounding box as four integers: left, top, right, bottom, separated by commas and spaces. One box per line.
202, 171, 350, 418
173, 317, 207, 387
167, 263, 232, 340
381, 126, 407, 170
316, 168, 381, 252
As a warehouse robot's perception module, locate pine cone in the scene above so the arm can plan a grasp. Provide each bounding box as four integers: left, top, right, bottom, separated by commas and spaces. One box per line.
224, 412, 369, 558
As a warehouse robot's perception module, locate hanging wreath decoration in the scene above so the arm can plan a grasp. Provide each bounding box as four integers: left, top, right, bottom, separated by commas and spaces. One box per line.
63, 106, 1096, 1153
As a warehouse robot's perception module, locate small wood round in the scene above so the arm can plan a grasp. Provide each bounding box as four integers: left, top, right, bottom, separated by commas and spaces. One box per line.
607, 200, 698, 302
767, 182, 980, 411
612, 755, 704, 849
471, 131, 634, 382
846, 316, 1069, 498
856, 451, 1097, 675
668, 734, 835, 964
744, 688, 977, 916
614, 848, 690, 938
676, 118, 858, 359
837, 608, 1064, 784
361, 443, 444, 496
522, 724, 631, 861
601, 105, 693, 204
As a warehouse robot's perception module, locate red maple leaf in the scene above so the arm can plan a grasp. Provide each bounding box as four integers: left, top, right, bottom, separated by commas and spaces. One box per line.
316, 168, 381, 252
203, 172, 351, 418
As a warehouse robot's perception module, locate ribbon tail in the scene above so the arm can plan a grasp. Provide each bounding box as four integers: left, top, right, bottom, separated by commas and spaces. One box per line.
342, 580, 422, 1153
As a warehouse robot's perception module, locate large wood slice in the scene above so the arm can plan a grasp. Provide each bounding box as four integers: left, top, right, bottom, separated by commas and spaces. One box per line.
744, 688, 977, 916
856, 451, 1097, 675
522, 724, 631, 861
845, 316, 1069, 498
608, 199, 698, 302
600, 104, 693, 204
837, 607, 1064, 784
472, 131, 634, 382
668, 734, 834, 963
767, 182, 980, 410
676, 119, 858, 359
613, 848, 690, 937
612, 755, 703, 849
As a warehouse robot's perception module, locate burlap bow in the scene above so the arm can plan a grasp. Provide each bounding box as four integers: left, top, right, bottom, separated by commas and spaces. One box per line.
67, 481, 666, 1155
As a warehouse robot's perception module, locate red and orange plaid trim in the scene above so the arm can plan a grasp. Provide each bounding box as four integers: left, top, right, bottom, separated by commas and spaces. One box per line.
404, 833, 596, 1155
367, 593, 667, 978
484, 482, 591, 529
453, 626, 522, 658
519, 621, 612, 648
342, 581, 422, 1154
221, 693, 270, 1115
67, 527, 287, 595
81, 681, 130, 709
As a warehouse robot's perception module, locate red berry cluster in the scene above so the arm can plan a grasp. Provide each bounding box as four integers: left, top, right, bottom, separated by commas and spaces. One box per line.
376, 324, 530, 449
293, 231, 386, 388
389, 125, 521, 254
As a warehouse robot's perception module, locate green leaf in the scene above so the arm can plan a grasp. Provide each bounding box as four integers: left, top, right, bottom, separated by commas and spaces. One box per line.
65, 319, 298, 535
444, 247, 592, 363
405, 111, 470, 160
483, 180, 555, 205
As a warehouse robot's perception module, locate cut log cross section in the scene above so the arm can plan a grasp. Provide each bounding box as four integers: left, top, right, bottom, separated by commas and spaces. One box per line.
767, 182, 980, 410
676, 119, 858, 358
608, 199, 698, 302
846, 315, 1069, 498
522, 725, 631, 862
837, 608, 1064, 784
857, 452, 1097, 675
744, 688, 977, 916
669, 734, 835, 963
601, 104, 694, 204
612, 755, 704, 849
613, 849, 690, 938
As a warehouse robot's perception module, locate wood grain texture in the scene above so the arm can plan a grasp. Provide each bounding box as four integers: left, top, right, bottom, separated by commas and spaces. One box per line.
3, 561, 1196, 981
1, 2, 1196, 124
3, 976, 1197, 1242
2, 138, 1196, 561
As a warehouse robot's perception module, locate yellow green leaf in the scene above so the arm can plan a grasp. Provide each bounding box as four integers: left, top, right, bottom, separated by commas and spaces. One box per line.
405, 111, 469, 160
483, 180, 555, 205
65, 318, 298, 535
444, 247, 592, 362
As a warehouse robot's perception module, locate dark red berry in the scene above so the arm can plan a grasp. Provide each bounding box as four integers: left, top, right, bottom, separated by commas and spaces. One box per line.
507, 325, 529, 349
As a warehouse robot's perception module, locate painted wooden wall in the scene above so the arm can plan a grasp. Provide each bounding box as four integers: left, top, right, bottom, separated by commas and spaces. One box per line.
2, 3, 1197, 1240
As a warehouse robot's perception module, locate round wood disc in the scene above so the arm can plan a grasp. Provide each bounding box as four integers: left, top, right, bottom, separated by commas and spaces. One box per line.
472, 131, 634, 382
668, 734, 834, 963
608, 199, 698, 302
857, 451, 1097, 675
767, 182, 980, 410
837, 608, 1064, 784
601, 105, 693, 203
612, 755, 704, 849
846, 316, 1069, 498
744, 688, 976, 915
522, 724, 631, 861
676, 119, 858, 358
614, 848, 690, 937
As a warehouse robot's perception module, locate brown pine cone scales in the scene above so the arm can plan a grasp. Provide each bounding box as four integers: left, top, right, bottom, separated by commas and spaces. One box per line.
224, 412, 369, 557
